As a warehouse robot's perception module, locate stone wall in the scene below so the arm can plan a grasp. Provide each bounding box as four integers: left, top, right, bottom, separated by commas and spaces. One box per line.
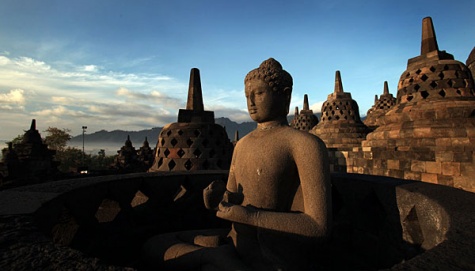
1, 172, 474, 270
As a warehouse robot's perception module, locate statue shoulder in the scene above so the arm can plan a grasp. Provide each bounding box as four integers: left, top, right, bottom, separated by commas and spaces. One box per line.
287, 129, 327, 152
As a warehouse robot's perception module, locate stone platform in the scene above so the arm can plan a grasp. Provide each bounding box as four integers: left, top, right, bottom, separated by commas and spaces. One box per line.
1, 172, 474, 270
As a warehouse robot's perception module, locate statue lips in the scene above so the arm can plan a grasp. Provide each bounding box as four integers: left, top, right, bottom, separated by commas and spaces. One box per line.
248, 107, 258, 114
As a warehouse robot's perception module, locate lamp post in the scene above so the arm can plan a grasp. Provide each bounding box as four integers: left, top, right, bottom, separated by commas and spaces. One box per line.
82, 126, 87, 166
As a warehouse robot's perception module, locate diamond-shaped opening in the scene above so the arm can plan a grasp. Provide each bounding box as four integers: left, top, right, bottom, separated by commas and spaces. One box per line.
406, 72, 411, 77
439, 89, 446, 97
160, 138, 165, 146
177, 148, 185, 158
170, 138, 178, 146
329, 106, 333, 110
429, 66, 436, 72
131, 190, 149, 207
429, 81, 437, 89
202, 139, 209, 147
420, 90, 429, 99
193, 148, 202, 158
166, 130, 172, 136
415, 69, 421, 74
456, 89, 462, 95
336, 105, 340, 110
209, 149, 216, 158
414, 84, 420, 91
344, 115, 348, 120
406, 95, 413, 102
447, 80, 454, 87
339, 110, 343, 115
177, 129, 184, 136
403, 206, 424, 245
328, 116, 332, 121
335, 115, 340, 120
168, 160, 176, 170
331, 110, 335, 115
454, 71, 459, 78
95, 199, 121, 223
157, 148, 161, 156
421, 74, 428, 81
194, 129, 201, 137
186, 138, 193, 147
203, 159, 210, 169
164, 148, 170, 158
184, 159, 193, 170
443, 65, 449, 70
438, 72, 445, 79
157, 157, 163, 167
409, 78, 414, 83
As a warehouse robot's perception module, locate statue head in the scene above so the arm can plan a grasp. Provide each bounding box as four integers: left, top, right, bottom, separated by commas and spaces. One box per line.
244, 58, 293, 123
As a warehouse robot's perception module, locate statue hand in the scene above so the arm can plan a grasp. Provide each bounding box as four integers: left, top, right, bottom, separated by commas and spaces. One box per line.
223, 190, 244, 205
203, 180, 226, 210
217, 201, 257, 224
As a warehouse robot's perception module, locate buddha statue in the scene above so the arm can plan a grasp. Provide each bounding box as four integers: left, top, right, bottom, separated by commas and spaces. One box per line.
143, 58, 332, 270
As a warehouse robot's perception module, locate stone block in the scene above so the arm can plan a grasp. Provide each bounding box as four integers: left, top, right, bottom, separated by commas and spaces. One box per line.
425, 161, 442, 174
411, 160, 425, 172
453, 152, 473, 163
437, 175, 454, 187
421, 173, 438, 184
387, 160, 400, 170
435, 151, 454, 162
453, 175, 475, 192
413, 127, 431, 137
435, 138, 452, 147
452, 137, 471, 146
404, 171, 421, 181
441, 162, 461, 176
363, 151, 373, 160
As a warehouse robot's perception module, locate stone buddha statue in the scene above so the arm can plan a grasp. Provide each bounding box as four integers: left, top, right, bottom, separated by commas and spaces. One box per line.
143, 58, 332, 270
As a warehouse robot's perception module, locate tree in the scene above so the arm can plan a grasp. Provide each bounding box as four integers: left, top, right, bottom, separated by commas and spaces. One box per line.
43, 127, 72, 151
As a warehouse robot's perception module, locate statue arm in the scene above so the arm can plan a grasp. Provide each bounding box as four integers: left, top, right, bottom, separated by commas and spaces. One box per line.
217, 136, 331, 239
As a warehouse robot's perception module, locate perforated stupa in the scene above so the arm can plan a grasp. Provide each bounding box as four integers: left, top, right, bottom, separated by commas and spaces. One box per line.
148, 68, 233, 172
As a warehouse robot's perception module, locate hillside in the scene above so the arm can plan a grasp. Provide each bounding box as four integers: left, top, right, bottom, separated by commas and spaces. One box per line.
68, 115, 326, 155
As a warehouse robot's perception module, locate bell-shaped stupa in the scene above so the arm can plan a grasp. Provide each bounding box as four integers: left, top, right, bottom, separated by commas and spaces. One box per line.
364, 81, 396, 129
311, 71, 371, 149
290, 94, 319, 131
149, 68, 233, 172
360, 17, 475, 191
467, 46, 475, 80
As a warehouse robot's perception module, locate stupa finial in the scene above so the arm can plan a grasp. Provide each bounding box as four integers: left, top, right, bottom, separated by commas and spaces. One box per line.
234, 130, 239, 142
334, 70, 344, 94
374, 95, 378, 103
30, 119, 36, 131
294, 106, 299, 115
303, 94, 310, 110
383, 81, 389, 95
421, 17, 439, 55
186, 68, 204, 111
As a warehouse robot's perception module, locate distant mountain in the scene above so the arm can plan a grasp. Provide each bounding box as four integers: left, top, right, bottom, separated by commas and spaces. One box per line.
68, 114, 327, 154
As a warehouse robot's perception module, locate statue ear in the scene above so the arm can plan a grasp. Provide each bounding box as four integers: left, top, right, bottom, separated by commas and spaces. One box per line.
283, 87, 292, 114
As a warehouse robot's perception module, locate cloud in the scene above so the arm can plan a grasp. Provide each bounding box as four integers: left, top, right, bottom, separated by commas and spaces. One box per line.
0, 89, 25, 104
310, 101, 324, 113
83, 65, 98, 72
0, 55, 246, 139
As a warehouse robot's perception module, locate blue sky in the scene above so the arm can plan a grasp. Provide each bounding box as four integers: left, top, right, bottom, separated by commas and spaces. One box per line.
0, 0, 474, 140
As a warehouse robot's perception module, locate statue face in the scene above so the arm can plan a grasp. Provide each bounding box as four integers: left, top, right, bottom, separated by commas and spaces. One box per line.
245, 78, 287, 123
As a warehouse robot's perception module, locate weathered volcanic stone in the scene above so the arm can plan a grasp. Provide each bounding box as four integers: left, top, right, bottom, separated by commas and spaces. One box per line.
149, 68, 233, 172
311, 70, 371, 149
290, 94, 319, 131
